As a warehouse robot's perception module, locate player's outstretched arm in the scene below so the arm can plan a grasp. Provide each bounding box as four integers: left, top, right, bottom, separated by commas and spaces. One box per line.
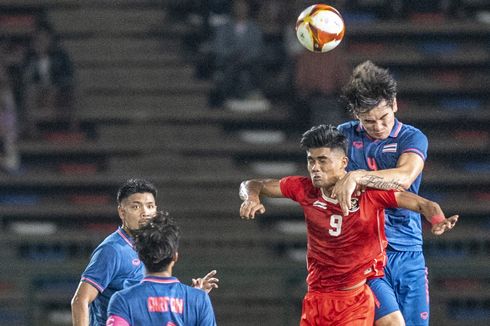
332, 152, 424, 216
239, 179, 283, 220
394, 191, 459, 235
192, 270, 219, 293
71, 282, 99, 326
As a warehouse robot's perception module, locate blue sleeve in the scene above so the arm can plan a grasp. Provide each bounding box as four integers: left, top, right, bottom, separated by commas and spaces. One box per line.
398, 129, 428, 161
107, 291, 131, 324
81, 244, 119, 293
336, 122, 350, 134
198, 293, 217, 326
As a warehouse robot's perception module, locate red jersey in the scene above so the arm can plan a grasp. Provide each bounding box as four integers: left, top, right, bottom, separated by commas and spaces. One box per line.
280, 176, 398, 292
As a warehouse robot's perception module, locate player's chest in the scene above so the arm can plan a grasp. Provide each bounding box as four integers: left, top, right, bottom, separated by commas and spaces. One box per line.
349, 138, 399, 171
303, 198, 368, 235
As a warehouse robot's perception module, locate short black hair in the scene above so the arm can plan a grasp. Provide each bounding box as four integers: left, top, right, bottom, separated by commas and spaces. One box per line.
341, 60, 397, 115
116, 178, 157, 204
134, 211, 180, 273
300, 124, 348, 154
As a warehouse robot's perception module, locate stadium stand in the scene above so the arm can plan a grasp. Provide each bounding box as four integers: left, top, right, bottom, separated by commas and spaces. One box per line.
0, 0, 488, 325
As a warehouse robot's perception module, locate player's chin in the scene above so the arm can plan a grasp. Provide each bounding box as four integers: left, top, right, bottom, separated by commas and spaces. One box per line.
311, 179, 324, 188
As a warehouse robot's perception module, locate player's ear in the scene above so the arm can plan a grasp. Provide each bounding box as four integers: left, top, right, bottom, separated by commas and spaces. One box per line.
342, 155, 349, 169
392, 98, 398, 113
173, 252, 179, 263
117, 205, 125, 220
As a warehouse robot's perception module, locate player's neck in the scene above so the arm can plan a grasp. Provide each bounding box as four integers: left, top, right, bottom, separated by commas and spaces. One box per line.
121, 225, 134, 237
320, 187, 333, 198
147, 271, 172, 278
321, 173, 345, 198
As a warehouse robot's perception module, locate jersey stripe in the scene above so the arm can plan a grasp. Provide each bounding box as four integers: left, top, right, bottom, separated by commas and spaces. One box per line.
81, 276, 105, 292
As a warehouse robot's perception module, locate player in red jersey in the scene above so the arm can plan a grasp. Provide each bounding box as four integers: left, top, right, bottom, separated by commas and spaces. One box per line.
239, 125, 458, 326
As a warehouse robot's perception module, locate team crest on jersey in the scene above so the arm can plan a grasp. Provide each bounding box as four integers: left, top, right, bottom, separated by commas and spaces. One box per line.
313, 200, 327, 210
349, 198, 359, 212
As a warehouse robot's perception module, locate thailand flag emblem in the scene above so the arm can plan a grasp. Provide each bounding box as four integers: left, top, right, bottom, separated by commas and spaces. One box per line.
382, 143, 397, 153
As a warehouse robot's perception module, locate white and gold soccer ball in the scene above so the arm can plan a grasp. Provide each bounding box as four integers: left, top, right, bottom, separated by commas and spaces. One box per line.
295, 4, 345, 53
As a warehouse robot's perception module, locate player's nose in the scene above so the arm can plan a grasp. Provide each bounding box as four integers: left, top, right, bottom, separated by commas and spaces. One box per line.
141, 206, 152, 216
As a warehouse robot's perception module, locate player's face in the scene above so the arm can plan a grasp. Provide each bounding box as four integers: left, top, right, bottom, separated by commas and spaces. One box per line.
118, 192, 157, 231
356, 100, 397, 140
307, 147, 348, 188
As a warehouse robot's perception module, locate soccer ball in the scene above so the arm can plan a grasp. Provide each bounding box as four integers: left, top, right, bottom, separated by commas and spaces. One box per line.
295, 4, 345, 53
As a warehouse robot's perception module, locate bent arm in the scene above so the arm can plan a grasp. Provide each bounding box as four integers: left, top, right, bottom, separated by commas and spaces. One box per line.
352, 153, 424, 190
394, 191, 459, 235
333, 152, 424, 215
71, 282, 99, 326
239, 179, 283, 219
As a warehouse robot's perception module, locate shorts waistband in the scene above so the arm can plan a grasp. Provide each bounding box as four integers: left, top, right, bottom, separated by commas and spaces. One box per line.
307, 284, 367, 298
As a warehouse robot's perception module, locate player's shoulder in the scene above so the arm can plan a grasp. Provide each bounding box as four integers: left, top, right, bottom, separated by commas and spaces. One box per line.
398, 122, 427, 139
337, 120, 358, 134
361, 187, 394, 196
110, 283, 142, 303
281, 176, 314, 190
94, 230, 129, 254
281, 175, 310, 183
360, 187, 397, 204
181, 283, 210, 301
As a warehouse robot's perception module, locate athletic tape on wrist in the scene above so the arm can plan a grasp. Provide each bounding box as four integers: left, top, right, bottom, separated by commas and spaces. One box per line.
431, 214, 445, 225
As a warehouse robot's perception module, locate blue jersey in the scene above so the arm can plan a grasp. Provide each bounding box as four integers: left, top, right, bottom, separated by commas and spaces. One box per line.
81, 227, 144, 326
338, 119, 428, 251
107, 276, 217, 326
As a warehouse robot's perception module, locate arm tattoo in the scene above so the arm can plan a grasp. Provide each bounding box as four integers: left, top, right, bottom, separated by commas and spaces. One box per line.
359, 175, 404, 190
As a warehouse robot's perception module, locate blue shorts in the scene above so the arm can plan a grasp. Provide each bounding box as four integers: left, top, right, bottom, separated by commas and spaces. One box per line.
367, 250, 430, 325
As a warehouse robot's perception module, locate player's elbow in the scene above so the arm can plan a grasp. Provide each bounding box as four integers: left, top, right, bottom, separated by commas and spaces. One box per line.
399, 179, 411, 190
71, 292, 90, 311
397, 173, 417, 190
70, 293, 81, 309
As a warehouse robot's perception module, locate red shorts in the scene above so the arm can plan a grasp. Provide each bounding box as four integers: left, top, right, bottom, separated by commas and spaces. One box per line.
300, 284, 375, 326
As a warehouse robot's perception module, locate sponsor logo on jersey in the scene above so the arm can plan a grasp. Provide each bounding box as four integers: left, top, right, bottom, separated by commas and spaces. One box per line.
353, 141, 363, 149
349, 198, 360, 212
420, 312, 429, 320
382, 143, 398, 153
132, 258, 141, 266
313, 200, 327, 210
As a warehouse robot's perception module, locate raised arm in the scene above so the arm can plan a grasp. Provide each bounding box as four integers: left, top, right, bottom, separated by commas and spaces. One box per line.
239, 179, 283, 220
71, 282, 99, 326
394, 191, 459, 235
333, 152, 424, 215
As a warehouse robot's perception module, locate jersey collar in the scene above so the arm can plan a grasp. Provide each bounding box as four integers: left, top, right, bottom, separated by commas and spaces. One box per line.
143, 276, 180, 284
117, 226, 135, 249
356, 119, 403, 139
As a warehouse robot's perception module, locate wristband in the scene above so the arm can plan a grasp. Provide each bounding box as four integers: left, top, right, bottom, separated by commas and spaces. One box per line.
430, 214, 445, 225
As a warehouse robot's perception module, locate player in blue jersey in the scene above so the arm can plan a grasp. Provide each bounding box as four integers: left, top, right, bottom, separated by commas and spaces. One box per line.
106, 211, 217, 326
331, 61, 458, 326
71, 179, 218, 326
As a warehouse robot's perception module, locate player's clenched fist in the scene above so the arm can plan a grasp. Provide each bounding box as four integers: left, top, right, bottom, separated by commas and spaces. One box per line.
240, 200, 266, 219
